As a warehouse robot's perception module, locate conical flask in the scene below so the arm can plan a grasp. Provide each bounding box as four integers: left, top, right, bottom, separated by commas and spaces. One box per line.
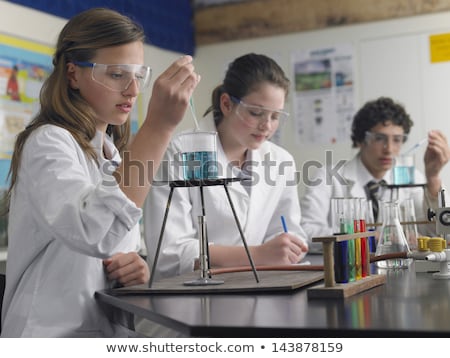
375, 200, 412, 268
400, 197, 418, 251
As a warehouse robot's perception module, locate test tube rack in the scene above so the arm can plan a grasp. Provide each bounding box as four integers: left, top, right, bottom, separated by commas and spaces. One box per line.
307, 231, 386, 299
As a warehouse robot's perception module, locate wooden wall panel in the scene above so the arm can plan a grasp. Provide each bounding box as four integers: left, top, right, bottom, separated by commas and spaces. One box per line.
194, 0, 450, 45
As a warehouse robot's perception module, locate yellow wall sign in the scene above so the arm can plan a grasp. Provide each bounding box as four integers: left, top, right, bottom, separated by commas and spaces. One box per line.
430, 33, 450, 63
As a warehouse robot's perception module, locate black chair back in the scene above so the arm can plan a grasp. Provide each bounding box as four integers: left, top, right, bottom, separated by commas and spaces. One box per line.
0, 273, 5, 334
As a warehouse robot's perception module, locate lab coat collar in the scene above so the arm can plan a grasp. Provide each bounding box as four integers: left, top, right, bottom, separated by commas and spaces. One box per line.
341, 153, 392, 197
91, 130, 121, 167
338, 154, 357, 192
344, 153, 392, 184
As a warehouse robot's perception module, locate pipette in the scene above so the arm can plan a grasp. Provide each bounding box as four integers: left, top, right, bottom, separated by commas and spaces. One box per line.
189, 97, 200, 130
402, 137, 427, 155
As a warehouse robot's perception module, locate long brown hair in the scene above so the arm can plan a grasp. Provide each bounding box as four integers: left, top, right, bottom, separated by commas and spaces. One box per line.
5, 8, 145, 210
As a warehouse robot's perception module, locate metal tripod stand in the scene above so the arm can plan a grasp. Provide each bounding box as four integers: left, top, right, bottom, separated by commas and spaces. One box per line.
148, 178, 259, 287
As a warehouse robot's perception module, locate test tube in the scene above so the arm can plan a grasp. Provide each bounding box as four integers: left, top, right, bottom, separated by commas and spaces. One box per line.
353, 198, 363, 280
358, 198, 369, 277
331, 197, 349, 283
365, 200, 377, 254
345, 198, 356, 282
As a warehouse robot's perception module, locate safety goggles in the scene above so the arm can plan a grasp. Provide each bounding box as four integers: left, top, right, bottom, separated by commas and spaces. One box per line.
73, 61, 152, 92
365, 131, 408, 148
230, 96, 289, 129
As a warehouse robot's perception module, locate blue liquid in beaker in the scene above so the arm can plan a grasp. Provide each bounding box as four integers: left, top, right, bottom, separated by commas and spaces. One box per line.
393, 165, 414, 185
182, 151, 218, 180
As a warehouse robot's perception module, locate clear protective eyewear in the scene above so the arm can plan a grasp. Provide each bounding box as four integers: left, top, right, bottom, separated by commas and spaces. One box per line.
230, 95, 289, 128
365, 131, 408, 148
73, 61, 152, 92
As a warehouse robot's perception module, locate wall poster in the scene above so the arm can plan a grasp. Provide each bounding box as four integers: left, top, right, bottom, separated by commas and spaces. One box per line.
291, 44, 355, 145
0, 34, 53, 188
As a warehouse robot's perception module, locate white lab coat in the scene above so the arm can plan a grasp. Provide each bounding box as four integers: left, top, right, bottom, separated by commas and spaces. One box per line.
144, 116, 306, 279
300, 153, 438, 252
1, 125, 142, 337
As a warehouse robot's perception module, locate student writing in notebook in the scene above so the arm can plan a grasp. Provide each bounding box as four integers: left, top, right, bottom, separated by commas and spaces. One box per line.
144, 53, 309, 281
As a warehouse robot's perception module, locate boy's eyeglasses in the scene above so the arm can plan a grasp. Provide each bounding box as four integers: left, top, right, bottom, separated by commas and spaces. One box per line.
73, 61, 152, 92
230, 96, 289, 129
365, 131, 408, 148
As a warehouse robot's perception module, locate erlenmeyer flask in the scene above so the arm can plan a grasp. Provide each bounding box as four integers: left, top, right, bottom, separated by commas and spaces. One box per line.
400, 197, 418, 251
375, 200, 412, 268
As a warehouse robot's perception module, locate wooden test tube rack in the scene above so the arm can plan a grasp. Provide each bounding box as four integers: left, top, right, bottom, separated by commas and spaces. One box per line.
307, 231, 386, 299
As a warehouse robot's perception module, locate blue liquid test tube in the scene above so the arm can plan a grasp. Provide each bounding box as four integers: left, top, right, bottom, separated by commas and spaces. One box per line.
334, 212, 349, 284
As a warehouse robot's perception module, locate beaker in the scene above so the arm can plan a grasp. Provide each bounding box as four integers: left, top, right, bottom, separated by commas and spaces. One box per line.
392, 154, 415, 185
176, 131, 218, 180
375, 200, 412, 269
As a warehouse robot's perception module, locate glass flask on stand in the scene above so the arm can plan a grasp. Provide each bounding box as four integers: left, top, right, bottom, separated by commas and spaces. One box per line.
375, 200, 412, 268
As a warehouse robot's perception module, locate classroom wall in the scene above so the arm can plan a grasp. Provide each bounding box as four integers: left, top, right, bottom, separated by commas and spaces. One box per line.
2, 0, 450, 200
194, 11, 450, 197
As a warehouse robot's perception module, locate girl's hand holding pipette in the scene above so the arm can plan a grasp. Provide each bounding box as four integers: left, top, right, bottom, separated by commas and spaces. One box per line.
116, 56, 200, 207
146, 55, 201, 130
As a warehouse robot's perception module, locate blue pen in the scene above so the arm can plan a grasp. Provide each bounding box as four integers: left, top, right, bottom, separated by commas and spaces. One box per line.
281, 215, 288, 233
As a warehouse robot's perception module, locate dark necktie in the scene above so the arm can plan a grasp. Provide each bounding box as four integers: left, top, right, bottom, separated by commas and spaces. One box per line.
365, 180, 385, 222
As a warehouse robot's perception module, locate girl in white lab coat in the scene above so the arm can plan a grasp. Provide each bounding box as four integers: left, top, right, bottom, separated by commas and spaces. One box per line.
144, 53, 309, 280
1, 8, 199, 337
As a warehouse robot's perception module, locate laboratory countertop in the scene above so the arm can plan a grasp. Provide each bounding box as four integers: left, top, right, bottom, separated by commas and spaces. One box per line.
95, 255, 450, 337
